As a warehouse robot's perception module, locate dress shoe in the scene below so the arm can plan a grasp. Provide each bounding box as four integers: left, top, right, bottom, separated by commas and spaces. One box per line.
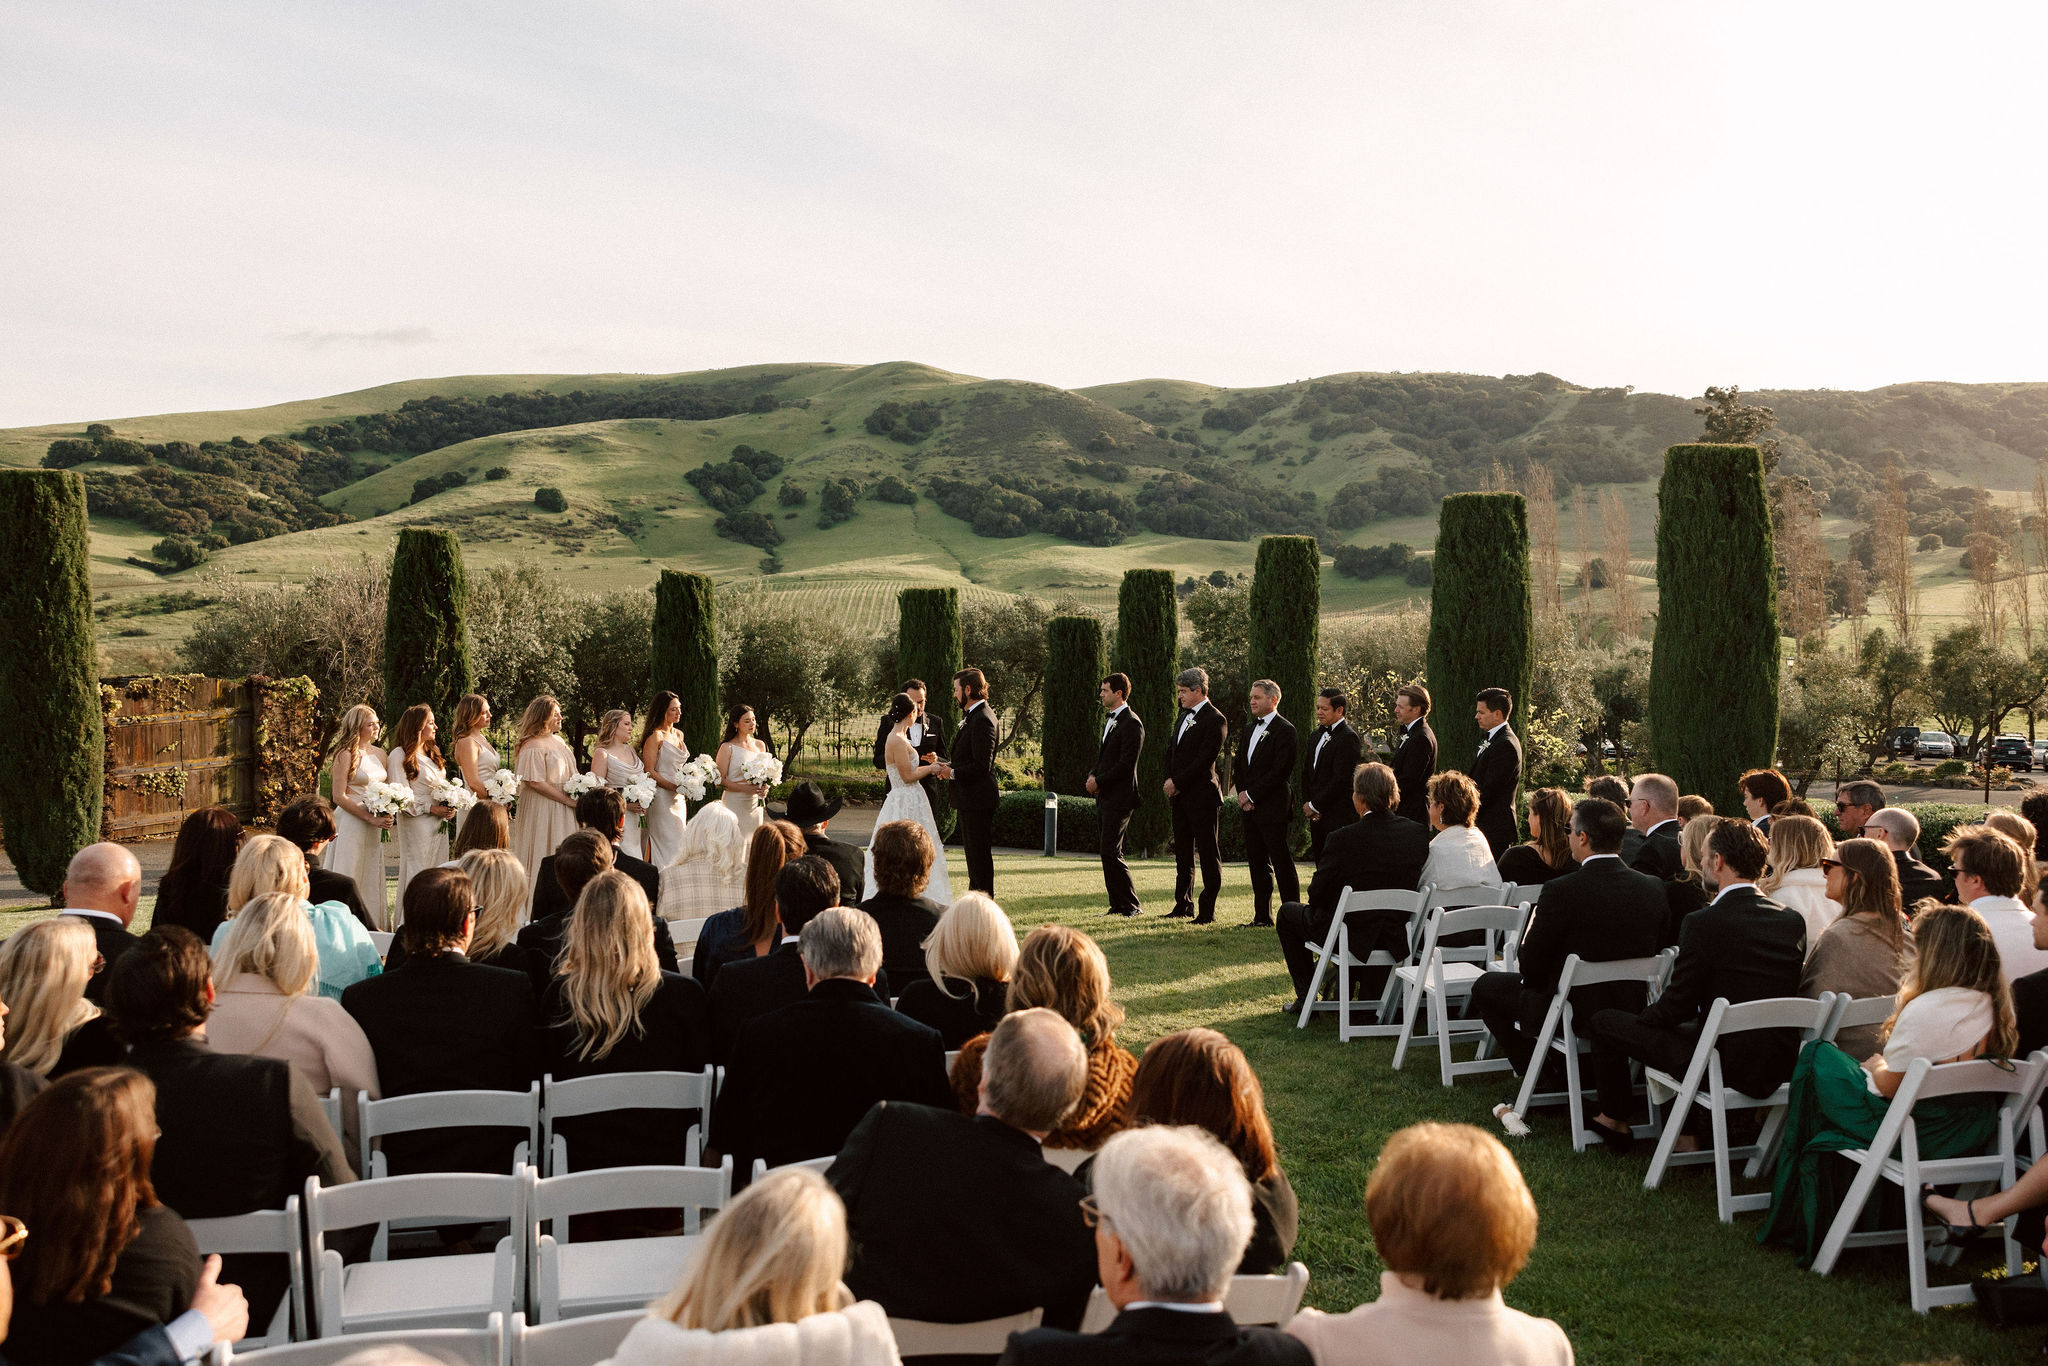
1281, 998, 1306, 1017
1166, 907, 1194, 919
1102, 907, 1137, 917
1191, 913, 1216, 926
1592, 1120, 1634, 1155
1249, 914, 1274, 928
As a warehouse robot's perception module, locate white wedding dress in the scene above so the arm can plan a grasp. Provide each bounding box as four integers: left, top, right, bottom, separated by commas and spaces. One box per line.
862, 751, 952, 904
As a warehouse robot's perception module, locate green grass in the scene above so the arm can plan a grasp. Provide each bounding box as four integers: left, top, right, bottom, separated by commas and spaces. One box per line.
9, 850, 2030, 1362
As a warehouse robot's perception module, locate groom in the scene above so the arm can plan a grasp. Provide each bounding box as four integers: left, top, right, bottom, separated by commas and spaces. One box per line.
945, 667, 1000, 894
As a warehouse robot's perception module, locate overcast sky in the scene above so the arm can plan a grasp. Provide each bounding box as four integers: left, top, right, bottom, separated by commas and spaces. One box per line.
3, 1, 2043, 427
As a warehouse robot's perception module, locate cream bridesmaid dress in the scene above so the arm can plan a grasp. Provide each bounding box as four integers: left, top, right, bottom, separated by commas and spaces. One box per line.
324, 748, 390, 926
511, 735, 579, 904
596, 744, 651, 861
388, 745, 452, 917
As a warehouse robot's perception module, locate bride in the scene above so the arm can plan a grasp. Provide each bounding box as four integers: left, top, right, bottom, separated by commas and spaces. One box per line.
863, 692, 953, 903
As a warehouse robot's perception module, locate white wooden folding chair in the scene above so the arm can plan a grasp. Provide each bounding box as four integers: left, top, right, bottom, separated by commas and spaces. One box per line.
1517, 882, 1544, 904
360, 1084, 541, 1179
542, 1069, 714, 1175
1507, 951, 1674, 1150
1820, 993, 1899, 1046
529, 1160, 731, 1321
890, 1308, 1044, 1356
945, 1049, 962, 1074
208, 1312, 504, 1366
1811, 1051, 2048, 1311
319, 1090, 343, 1145
1295, 887, 1425, 1039
508, 1309, 642, 1366
305, 1173, 525, 1336
186, 1200, 305, 1347
1390, 902, 1529, 1085
1043, 1147, 1092, 1174
1641, 995, 1835, 1221
665, 917, 713, 967
368, 931, 394, 958
749, 1155, 835, 1183
1081, 1264, 1309, 1332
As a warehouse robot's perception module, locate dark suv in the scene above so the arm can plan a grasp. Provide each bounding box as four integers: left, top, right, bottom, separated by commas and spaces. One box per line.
1990, 735, 2034, 771
1887, 726, 1922, 757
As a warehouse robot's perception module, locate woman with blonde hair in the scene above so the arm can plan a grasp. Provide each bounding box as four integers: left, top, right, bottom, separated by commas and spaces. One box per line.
383, 847, 540, 983
1419, 772, 1502, 895
387, 703, 459, 909
690, 820, 804, 985
1758, 814, 1840, 945
895, 892, 1020, 1048
510, 694, 579, 901
0, 918, 119, 1079
210, 834, 383, 998
610, 1167, 895, 1366
323, 703, 393, 924
593, 706, 651, 860
1801, 838, 1915, 1057
449, 693, 502, 803
657, 798, 747, 923
1494, 787, 1577, 888
1661, 813, 1719, 947
207, 892, 381, 1153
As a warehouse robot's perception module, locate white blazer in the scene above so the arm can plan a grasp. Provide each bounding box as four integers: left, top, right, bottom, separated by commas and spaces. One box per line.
1419, 826, 1502, 895
604, 1300, 902, 1366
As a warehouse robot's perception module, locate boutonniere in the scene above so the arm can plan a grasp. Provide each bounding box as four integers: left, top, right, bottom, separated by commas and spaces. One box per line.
1477, 739, 1492, 756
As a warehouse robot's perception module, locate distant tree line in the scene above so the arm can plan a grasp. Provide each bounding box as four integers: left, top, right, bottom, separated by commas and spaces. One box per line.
864, 400, 942, 444
296, 384, 782, 454
45, 429, 352, 546
926, 474, 1137, 545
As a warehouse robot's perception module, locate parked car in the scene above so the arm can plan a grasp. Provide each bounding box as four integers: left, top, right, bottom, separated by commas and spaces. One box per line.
1990, 735, 2035, 771
1916, 732, 1956, 759
1887, 726, 1923, 757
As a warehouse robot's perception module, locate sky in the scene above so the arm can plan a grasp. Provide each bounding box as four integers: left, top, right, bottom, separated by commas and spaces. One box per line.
3, 1, 2045, 427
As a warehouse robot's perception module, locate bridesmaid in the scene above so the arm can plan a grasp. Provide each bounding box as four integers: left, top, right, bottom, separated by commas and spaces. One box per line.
449, 693, 501, 803
387, 703, 457, 914
324, 704, 394, 926
640, 691, 687, 868
593, 707, 650, 860
510, 694, 579, 903
715, 703, 770, 840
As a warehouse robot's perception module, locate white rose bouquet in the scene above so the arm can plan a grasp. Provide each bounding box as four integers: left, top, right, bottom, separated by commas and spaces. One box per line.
427, 774, 476, 838
739, 751, 784, 790
675, 754, 722, 802
563, 772, 605, 800
483, 768, 521, 809
621, 774, 658, 810
362, 780, 417, 841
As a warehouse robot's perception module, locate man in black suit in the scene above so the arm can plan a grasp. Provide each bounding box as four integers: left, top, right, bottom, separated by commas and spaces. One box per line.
716, 906, 950, 1177
997, 1126, 1311, 1366
710, 856, 890, 1059
1233, 680, 1298, 929
1088, 673, 1145, 918
1586, 818, 1806, 1152
109, 927, 354, 1327
1468, 687, 1522, 857
532, 790, 667, 925
1389, 683, 1437, 826
875, 678, 948, 806
1302, 687, 1364, 863
1471, 798, 1665, 1080
947, 667, 1001, 895
1274, 763, 1432, 1011
1627, 774, 1683, 881
1865, 807, 1950, 905
522, 824, 680, 977
774, 780, 864, 897
1165, 668, 1227, 923
60, 843, 145, 1003
277, 797, 376, 932
832, 1008, 1099, 1336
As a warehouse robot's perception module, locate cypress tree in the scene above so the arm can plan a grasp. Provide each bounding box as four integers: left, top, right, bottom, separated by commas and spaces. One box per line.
1248, 535, 1321, 851
899, 587, 963, 837
1113, 569, 1178, 856
382, 528, 474, 724
0, 471, 103, 894
651, 570, 720, 752
1426, 493, 1534, 802
1650, 443, 1779, 813
1044, 615, 1107, 797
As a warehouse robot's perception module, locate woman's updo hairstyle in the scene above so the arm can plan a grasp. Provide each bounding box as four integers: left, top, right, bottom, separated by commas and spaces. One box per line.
886, 692, 917, 725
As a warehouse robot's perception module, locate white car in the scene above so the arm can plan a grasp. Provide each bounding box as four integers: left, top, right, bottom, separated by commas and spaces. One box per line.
1915, 733, 1956, 759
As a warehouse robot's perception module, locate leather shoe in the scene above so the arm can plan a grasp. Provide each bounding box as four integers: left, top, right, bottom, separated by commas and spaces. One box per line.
1166, 908, 1194, 919
1191, 914, 1216, 926
1281, 999, 1306, 1017
1249, 915, 1275, 928
1592, 1120, 1634, 1155
1102, 908, 1137, 917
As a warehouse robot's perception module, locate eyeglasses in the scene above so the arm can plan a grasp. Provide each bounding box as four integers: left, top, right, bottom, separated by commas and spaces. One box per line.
1819, 858, 1843, 872
1834, 802, 1853, 812
89, 953, 106, 975
1078, 1194, 1105, 1229
0, 1215, 26, 1260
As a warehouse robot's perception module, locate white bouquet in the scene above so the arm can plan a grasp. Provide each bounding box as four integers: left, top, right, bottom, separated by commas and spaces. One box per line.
620, 774, 658, 810
361, 780, 417, 840
675, 754, 722, 801
483, 768, 521, 807
563, 771, 606, 800
427, 774, 476, 837
739, 751, 784, 790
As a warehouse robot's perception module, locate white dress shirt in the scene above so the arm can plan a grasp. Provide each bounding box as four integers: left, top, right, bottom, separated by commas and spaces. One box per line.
1972, 894, 2048, 982
1103, 704, 1128, 744
1177, 702, 1206, 743
1246, 714, 1271, 759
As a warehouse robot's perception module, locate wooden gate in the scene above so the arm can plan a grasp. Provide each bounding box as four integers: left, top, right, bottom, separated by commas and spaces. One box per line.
102, 676, 257, 840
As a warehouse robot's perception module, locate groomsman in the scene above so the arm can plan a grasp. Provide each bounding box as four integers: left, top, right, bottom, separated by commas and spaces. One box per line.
1233, 680, 1299, 928
1470, 687, 1524, 856
873, 678, 946, 804
1302, 687, 1364, 863
1164, 667, 1226, 924
1390, 683, 1437, 825
947, 668, 1000, 895
1087, 673, 1145, 918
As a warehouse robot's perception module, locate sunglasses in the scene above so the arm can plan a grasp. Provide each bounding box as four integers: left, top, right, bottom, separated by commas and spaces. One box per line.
1819, 858, 1844, 872
1834, 802, 1851, 811
0, 1215, 25, 1261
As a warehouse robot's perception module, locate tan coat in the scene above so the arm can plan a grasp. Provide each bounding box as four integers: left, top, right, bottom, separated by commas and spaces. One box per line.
1288, 1274, 1572, 1366
206, 978, 381, 1157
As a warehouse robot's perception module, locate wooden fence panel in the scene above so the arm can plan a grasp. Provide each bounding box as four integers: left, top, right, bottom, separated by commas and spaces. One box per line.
101, 676, 256, 840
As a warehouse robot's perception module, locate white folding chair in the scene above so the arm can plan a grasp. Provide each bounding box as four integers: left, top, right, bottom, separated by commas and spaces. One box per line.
509, 1309, 641, 1366
360, 1084, 541, 1180
320, 1090, 343, 1145
1641, 995, 1835, 1221
529, 1160, 731, 1321
186, 1200, 305, 1347
368, 931, 394, 958
944, 1049, 962, 1074
665, 917, 713, 964
1517, 881, 1544, 904
305, 1173, 525, 1336
1081, 1264, 1308, 1332
1295, 887, 1426, 1039
209, 1313, 504, 1366
1043, 1146, 1092, 1174
889, 1308, 1043, 1356
1811, 1052, 2048, 1311
1391, 902, 1530, 1084
1507, 952, 1675, 1150
1821, 993, 1899, 1046
542, 1069, 714, 1175
749, 1155, 835, 1183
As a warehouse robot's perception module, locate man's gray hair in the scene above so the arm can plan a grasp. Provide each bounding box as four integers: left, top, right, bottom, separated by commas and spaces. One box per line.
799, 907, 882, 982
1092, 1126, 1253, 1302
1175, 668, 1209, 693
1631, 773, 1678, 814
1839, 780, 1885, 810
981, 1008, 1087, 1132
1865, 805, 1920, 846
1250, 678, 1280, 700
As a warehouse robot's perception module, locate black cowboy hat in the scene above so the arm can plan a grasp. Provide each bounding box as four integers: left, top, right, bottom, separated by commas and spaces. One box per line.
771, 779, 842, 826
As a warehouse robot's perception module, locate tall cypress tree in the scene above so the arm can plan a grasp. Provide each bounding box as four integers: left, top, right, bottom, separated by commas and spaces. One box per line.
899, 587, 963, 837
1248, 535, 1321, 851
1044, 615, 1108, 797
651, 570, 719, 753
1650, 443, 1779, 813
1113, 569, 1178, 856
382, 529, 474, 724
0, 471, 103, 894
1426, 494, 1533, 802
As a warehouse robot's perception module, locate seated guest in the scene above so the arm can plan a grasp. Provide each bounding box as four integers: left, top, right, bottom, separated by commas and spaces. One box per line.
832, 1009, 1098, 1332
1739, 767, 1792, 836
691, 820, 803, 987
1677, 794, 1715, 824
1758, 815, 1841, 946
0, 983, 48, 1141
206, 892, 382, 1156
1583, 774, 1635, 859
607, 1168, 897, 1366
0, 1239, 249, 1366
1471, 797, 1665, 1107
529, 790, 677, 971
150, 806, 242, 944
108, 928, 352, 1329
1863, 807, 1947, 906
516, 828, 616, 976
950, 925, 1136, 1153
450, 800, 512, 859
1585, 819, 1805, 1153
277, 797, 376, 931
710, 856, 881, 1060
387, 849, 543, 979
1286, 1123, 1570, 1366
1275, 763, 1431, 1013
1986, 810, 2043, 904
1627, 774, 1683, 880
60, 843, 145, 1003
209, 835, 382, 1000
0, 917, 121, 1079
896, 892, 1020, 1048
998, 1126, 1311, 1366
342, 869, 539, 1173
542, 870, 711, 1170
776, 781, 865, 898
1419, 772, 1501, 897
1761, 904, 2015, 1264
1493, 787, 1578, 888
714, 907, 949, 1174
656, 799, 748, 923
858, 820, 947, 992
1661, 814, 1717, 948
1945, 826, 2048, 981
1801, 839, 1915, 1058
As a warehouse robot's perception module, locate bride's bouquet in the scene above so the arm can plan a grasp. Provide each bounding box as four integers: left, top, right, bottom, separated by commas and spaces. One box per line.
362, 780, 417, 842
427, 774, 476, 838
483, 768, 521, 810
563, 772, 606, 800
620, 774, 658, 811
739, 751, 784, 791
675, 754, 722, 801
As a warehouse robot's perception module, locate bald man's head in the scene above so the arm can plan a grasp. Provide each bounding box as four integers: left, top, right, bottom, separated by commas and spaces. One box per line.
63, 843, 143, 924
979, 1007, 1088, 1135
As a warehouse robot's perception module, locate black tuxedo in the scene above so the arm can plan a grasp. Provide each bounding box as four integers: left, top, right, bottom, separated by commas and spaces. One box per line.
1469, 724, 1522, 856
1389, 719, 1437, 825
1233, 713, 1299, 920
309, 866, 378, 932
1091, 707, 1146, 916
831, 1103, 1098, 1334
1275, 809, 1431, 998
1630, 819, 1683, 881
531, 841, 664, 921
1303, 720, 1364, 861
1167, 702, 1226, 921
804, 829, 867, 903
953, 701, 1000, 894
1894, 848, 1948, 906
877, 712, 948, 805
1000, 1308, 1311, 1366
65, 912, 140, 1004
540, 972, 711, 1170
708, 940, 893, 1061
714, 978, 951, 1177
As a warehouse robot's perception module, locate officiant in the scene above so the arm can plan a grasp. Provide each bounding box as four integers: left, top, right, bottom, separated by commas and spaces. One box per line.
873, 678, 947, 802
